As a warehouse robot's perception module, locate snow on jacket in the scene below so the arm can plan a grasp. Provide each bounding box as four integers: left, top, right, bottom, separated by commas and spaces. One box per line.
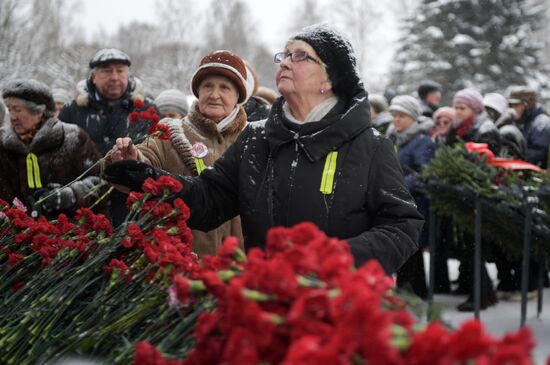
0, 118, 103, 215
517, 106, 550, 168
446, 112, 502, 154
135, 101, 247, 256
58, 76, 154, 155
494, 109, 527, 160
176, 89, 424, 274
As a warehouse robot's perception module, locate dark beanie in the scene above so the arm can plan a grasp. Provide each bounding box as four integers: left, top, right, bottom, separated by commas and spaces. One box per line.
2, 79, 55, 112
292, 24, 361, 100
417, 80, 442, 100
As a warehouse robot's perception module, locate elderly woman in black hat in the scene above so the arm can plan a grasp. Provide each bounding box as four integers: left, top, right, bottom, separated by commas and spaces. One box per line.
106, 25, 423, 274
0, 79, 103, 218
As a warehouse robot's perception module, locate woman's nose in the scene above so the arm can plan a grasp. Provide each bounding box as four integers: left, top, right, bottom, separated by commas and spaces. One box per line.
280, 56, 292, 68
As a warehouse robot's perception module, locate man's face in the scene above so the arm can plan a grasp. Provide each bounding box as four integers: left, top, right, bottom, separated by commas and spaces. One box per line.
510, 103, 526, 121
426, 91, 441, 107
91, 63, 129, 100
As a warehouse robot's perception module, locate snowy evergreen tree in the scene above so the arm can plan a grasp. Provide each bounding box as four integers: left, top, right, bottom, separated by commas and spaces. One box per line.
389, 0, 546, 103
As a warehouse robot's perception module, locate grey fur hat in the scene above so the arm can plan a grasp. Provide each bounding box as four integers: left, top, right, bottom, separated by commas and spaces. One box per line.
2, 79, 55, 112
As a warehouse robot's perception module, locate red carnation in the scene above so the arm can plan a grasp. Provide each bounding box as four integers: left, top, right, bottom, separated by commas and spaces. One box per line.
144, 245, 160, 264
447, 319, 495, 361
157, 175, 183, 193
142, 178, 163, 196
173, 198, 190, 220
133, 99, 145, 109
129, 111, 140, 123
173, 275, 190, 304
104, 259, 129, 274
7, 252, 24, 267
133, 341, 165, 365
150, 123, 171, 140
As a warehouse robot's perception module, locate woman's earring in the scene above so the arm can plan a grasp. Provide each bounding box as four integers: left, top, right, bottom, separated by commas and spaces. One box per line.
320, 89, 325, 94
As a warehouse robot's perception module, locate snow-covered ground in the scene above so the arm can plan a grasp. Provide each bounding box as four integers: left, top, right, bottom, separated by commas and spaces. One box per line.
424, 254, 550, 364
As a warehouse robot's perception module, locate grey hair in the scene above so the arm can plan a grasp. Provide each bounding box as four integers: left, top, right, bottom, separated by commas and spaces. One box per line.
13, 98, 55, 120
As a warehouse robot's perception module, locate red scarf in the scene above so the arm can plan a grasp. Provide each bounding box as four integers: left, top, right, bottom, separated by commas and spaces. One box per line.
455, 116, 474, 138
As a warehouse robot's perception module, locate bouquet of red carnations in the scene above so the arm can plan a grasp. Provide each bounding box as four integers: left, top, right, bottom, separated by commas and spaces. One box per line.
134, 222, 538, 365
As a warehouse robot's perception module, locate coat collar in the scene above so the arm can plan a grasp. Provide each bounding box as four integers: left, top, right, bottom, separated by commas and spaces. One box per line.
1, 118, 64, 154
265, 89, 372, 162
187, 101, 247, 139
75, 76, 145, 109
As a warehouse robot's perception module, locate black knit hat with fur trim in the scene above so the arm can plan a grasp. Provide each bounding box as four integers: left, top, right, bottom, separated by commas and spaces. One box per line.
292, 24, 361, 100
2, 79, 55, 112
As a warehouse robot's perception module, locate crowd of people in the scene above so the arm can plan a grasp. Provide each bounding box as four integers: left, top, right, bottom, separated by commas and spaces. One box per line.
370, 78, 550, 310
1, 24, 549, 312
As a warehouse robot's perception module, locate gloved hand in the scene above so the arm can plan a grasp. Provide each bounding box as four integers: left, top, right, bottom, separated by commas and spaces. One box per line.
103, 160, 164, 192
34, 183, 76, 213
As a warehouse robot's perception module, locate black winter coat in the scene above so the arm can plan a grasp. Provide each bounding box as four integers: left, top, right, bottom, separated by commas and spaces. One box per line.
494, 109, 527, 160
518, 107, 550, 168
179, 90, 424, 274
243, 96, 271, 122
58, 77, 153, 155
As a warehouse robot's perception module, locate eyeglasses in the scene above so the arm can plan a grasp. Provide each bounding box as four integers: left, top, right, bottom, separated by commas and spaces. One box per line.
274, 51, 323, 65
436, 120, 451, 126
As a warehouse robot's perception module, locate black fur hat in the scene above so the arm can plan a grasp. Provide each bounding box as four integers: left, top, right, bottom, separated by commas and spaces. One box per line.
2, 79, 55, 112
292, 24, 362, 100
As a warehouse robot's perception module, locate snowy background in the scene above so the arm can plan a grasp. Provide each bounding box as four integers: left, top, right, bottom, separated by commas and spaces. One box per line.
4, 0, 550, 105
1, 0, 549, 361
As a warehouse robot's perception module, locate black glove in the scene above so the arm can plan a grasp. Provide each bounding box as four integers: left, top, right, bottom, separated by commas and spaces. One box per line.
103, 160, 164, 192
34, 183, 76, 213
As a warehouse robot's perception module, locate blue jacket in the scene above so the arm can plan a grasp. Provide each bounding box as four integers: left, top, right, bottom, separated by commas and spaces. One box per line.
398, 134, 435, 194
519, 107, 550, 168
390, 124, 435, 247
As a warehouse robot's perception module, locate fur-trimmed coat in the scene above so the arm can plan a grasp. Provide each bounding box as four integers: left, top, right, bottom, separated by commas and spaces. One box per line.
58, 76, 154, 155
136, 101, 247, 256
0, 118, 103, 216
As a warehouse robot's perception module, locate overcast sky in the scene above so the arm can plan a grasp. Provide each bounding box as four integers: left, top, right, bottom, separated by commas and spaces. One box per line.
79, 0, 296, 51
78, 0, 399, 89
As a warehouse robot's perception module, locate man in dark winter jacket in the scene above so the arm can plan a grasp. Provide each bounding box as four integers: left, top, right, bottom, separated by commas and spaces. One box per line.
59, 48, 154, 155
58, 48, 156, 225
417, 80, 442, 118
508, 88, 550, 168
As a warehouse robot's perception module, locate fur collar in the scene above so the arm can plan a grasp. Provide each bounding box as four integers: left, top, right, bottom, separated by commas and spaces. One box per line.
0, 118, 77, 154
187, 101, 247, 140
75, 76, 145, 108
163, 118, 198, 175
